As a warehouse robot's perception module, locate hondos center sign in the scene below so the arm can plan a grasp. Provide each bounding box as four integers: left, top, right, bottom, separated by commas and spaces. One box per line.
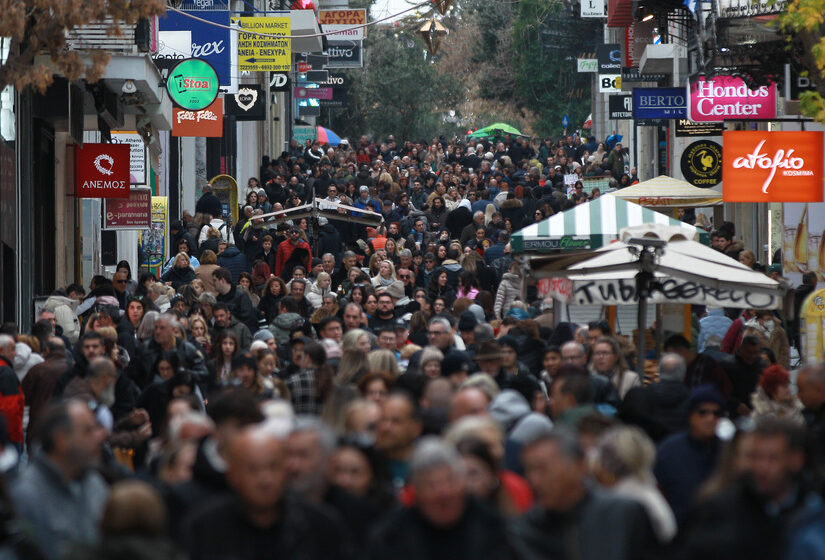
688, 76, 776, 122
722, 131, 824, 202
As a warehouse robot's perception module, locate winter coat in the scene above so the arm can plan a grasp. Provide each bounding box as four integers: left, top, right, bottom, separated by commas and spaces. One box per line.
750, 386, 804, 424
128, 338, 209, 390
611, 477, 677, 543
0, 357, 24, 445
445, 200, 473, 240
194, 264, 220, 295
499, 198, 525, 228
215, 286, 259, 333
275, 238, 312, 279
318, 223, 343, 259
620, 380, 690, 442
306, 282, 332, 309
42, 294, 80, 343
494, 272, 521, 319
697, 308, 732, 352
161, 265, 195, 291
258, 293, 282, 324
13, 342, 43, 381
270, 312, 305, 345
217, 246, 250, 285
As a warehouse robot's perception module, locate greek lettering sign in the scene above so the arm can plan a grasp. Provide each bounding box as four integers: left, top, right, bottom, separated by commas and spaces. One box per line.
75, 143, 131, 199
172, 98, 223, 137
609, 94, 633, 119
103, 187, 152, 230
688, 76, 777, 122
680, 140, 722, 187
319, 9, 367, 40
632, 87, 686, 119
674, 119, 724, 137
110, 131, 146, 185
722, 131, 824, 202
166, 58, 219, 111
232, 16, 291, 72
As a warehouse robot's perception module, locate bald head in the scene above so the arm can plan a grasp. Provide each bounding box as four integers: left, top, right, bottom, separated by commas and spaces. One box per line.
227, 426, 288, 512
450, 386, 491, 421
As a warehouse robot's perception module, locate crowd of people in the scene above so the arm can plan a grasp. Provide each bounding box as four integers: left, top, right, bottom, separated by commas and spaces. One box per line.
0, 133, 822, 559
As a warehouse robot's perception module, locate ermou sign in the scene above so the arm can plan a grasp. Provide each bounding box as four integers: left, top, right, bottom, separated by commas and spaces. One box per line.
75, 143, 130, 199
688, 76, 777, 122
722, 131, 824, 202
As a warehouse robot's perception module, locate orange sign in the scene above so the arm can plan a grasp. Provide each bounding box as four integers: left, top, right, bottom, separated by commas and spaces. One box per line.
722, 131, 824, 202
172, 98, 223, 137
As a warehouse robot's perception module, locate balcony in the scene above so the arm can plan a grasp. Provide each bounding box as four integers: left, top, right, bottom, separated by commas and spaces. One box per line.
66, 17, 157, 54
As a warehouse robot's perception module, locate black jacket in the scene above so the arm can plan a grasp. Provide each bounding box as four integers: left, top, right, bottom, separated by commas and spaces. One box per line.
216, 286, 259, 333
161, 265, 195, 291
318, 223, 343, 259
620, 380, 689, 442
128, 337, 209, 390
195, 192, 222, 218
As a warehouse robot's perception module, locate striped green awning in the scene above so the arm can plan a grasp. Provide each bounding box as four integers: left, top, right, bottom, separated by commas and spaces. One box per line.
511, 194, 709, 253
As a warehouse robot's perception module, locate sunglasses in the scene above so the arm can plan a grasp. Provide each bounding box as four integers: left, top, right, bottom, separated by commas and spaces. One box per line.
399, 274, 410, 279
695, 408, 723, 417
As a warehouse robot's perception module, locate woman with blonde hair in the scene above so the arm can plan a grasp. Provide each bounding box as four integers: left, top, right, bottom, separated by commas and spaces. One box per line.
161, 252, 195, 290
307, 272, 333, 308
366, 349, 400, 379
189, 315, 211, 354
590, 336, 641, 398
342, 328, 374, 354
371, 259, 397, 289
335, 348, 369, 385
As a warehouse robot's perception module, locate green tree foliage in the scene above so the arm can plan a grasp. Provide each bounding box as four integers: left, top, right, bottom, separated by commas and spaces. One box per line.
780, 0, 825, 122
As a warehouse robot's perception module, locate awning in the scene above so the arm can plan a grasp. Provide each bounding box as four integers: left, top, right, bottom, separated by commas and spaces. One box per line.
510, 194, 708, 253
611, 175, 723, 208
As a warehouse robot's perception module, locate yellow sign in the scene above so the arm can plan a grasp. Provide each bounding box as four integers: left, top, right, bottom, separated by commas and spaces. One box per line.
232, 17, 291, 72
138, 196, 168, 272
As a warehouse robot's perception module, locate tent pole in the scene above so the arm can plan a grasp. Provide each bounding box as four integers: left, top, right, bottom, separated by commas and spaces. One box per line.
637, 297, 647, 375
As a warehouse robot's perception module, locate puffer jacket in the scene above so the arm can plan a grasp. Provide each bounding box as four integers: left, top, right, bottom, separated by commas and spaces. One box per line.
270, 312, 305, 345
306, 282, 332, 309
217, 246, 251, 285
13, 342, 43, 381
698, 308, 732, 351
494, 272, 521, 319
42, 294, 80, 343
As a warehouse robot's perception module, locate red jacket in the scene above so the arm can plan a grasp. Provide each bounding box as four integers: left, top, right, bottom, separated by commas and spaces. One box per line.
275, 238, 313, 277
0, 357, 24, 444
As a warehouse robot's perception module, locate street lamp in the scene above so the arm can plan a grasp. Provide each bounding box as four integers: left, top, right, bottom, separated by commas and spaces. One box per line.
627, 237, 665, 373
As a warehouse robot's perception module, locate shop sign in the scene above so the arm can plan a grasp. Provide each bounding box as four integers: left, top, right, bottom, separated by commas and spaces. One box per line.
232, 16, 291, 72
581, 0, 606, 17
722, 131, 824, 202
597, 43, 622, 73
75, 143, 130, 199
224, 85, 266, 120
674, 119, 724, 137
688, 75, 777, 122
632, 87, 686, 119
577, 58, 597, 72
159, 11, 232, 87
103, 188, 152, 229
110, 131, 146, 185
172, 98, 224, 137
680, 140, 722, 187
166, 58, 219, 110
609, 94, 633, 119
320, 9, 367, 40
523, 237, 591, 251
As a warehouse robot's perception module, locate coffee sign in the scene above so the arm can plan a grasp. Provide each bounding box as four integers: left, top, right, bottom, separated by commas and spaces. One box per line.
688, 76, 777, 122
722, 131, 824, 202
681, 140, 722, 187
76, 143, 131, 199
167, 58, 220, 111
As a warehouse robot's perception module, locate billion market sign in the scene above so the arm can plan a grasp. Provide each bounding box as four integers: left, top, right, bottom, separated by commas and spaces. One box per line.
166, 58, 220, 111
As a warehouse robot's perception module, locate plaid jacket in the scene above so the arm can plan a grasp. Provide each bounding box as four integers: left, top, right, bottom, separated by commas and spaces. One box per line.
285, 369, 322, 415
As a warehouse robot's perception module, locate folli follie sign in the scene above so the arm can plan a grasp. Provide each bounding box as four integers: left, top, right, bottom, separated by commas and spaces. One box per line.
75, 143, 130, 198
722, 131, 824, 202
172, 98, 223, 137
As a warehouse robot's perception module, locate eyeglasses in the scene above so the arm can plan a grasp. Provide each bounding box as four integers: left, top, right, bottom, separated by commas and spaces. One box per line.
695, 408, 723, 417
427, 330, 448, 335
593, 350, 614, 356
116, 280, 128, 284
399, 274, 410, 279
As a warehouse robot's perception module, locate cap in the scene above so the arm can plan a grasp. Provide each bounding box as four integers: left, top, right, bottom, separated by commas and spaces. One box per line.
383, 281, 405, 300
688, 385, 725, 412
458, 311, 478, 332
498, 335, 520, 353
311, 257, 323, 268
474, 340, 503, 362
253, 328, 275, 342
359, 185, 370, 193
442, 352, 472, 378
393, 317, 409, 330
505, 308, 530, 320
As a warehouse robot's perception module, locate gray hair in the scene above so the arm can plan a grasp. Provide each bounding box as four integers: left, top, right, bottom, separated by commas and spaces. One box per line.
522, 427, 583, 461
399, 249, 412, 258
593, 426, 656, 484
409, 436, 465, 483
474, 323, 494, 344
561, 341, 586, 357
428, 316, 452, 332
322, 253, 335, 261
659, 353, 686, 382
136, 311, 161, 340
198, 292, 217, 306
342, 250, 356, 259
291, 415, 337, 455
0, 334, 14, 351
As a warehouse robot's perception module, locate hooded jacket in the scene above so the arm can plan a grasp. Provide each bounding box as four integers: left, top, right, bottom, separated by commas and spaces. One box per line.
275, 237, 312, 279
216, 246, 250, 285
445, 199, 473, 240
698, 308, 732, 352
270, 312, 305, 345
494, 272, 521, 319
42, 294, 81, 343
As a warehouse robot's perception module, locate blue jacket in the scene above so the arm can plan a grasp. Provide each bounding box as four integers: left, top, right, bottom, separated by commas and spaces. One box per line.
698, 309, 733, 351
217, 246, 250, 285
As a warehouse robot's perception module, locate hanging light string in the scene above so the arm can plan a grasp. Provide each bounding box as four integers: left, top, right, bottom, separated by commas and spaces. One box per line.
165, 1, 432, 40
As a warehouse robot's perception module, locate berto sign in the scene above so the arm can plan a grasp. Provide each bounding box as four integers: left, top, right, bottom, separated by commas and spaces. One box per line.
688, 76, 776, 122
76, 143, 130, 199
166, 58, 219, 111
722, 131, 824, 202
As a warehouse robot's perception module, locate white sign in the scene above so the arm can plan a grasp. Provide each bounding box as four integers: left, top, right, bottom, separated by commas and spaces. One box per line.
153, 31, 192, 66
577, 59, 597, 73
321, 24, 365, 41
110, 131, 146, 185
581, 0, 606, 17
599, 74, 622, 93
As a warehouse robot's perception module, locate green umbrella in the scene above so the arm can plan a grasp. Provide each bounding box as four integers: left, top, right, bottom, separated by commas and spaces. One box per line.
467, 122, 525, 139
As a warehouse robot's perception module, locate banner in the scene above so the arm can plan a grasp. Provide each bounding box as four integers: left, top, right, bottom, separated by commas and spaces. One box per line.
233, 16, 291, 72
224, 85, 266, 120
319, 9, 367, 40
75, 143, 130, 199
783, 202, 825, 286
632, 87, 687, 119
140, 196, 169, 269
722, 131, 824, 202
103, 188, 152, 230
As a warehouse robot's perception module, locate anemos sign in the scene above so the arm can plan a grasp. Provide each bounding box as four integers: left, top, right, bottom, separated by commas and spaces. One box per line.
688, 76, 776, 122
722, 131, 824, 202
75, 143, 130, 199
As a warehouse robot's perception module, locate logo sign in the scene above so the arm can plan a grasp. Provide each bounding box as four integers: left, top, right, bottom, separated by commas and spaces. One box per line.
167, 58, 219, 110
110, 131, 147, 185
681, 140, 722, 187
562, 114, 570, 127
232, 16, 291, 72
319, 9, 367, 40
224, 85, 265, 120
675, 119, 724, 137
599, 74, 622, 93
632, 87, 686, 119
152, 31, 192, 71
297, 61, 311, 73
269, 72, 290, 92
76, 143, 130, 199
723, 131, 824, 202
523, 237, 591, 251
581, 0, 606, 17
293, 125, 316, 144
159, 11, 232, 87
688, 75, 777, 122
294, 86, 333, 100
577, 58, 597, 73
311, 73, 346, 87
173, 98, 224, 137
621, 68, 667, 83
325, 42, 363, 68
597, 43, 622, 73
609, 94, 633, 119
103, 187, 152, 230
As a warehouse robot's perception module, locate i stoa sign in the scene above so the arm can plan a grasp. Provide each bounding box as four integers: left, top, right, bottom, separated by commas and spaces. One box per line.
75, 143, 131, 199
688, 76, 777, 122
722, 131, 824, 202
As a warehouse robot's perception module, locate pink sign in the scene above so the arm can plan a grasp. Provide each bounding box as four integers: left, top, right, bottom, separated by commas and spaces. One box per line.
293, 86, 333, 100
687, 76, 776, 122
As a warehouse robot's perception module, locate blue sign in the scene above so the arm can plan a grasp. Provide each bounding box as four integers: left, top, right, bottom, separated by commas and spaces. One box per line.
632, 88, 687, 120
562, 114, 570, 127
159, 10, 232, 87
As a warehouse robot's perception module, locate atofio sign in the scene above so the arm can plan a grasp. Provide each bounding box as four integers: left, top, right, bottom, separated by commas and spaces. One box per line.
688, 76, 776, 122
722, 131, 824, 202
167, 58, 219, 111
75, 143, 130, 199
